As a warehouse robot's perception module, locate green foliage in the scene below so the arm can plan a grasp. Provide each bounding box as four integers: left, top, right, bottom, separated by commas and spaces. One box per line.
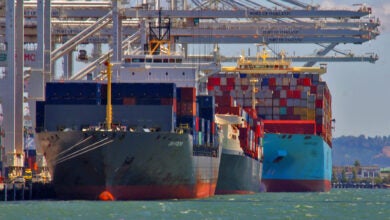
341, 169, 348, 183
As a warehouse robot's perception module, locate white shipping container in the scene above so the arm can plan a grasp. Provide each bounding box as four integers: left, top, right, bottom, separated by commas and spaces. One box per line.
308, 94, 316, 102
300, 99, 308, 107
220, 77, 227, 86
241, 78, 249, 85
235, 98, 244, 107
273, 98, 280, 106
287, 98, 295, 107
290, 78, 297, 86
265, 107, 273, 115
275, 86, 283, 91
303, 86, 311, 93
301, 91, 308, 99
282, 78, 290, 86
316, 108, 325, 116
263, 98, 273, 106
273, 107, 279, 115
276, 77, 283, 86
312, 74, 320, 83
280, 89, 287, 98
257, 107, 267, 114
293, 99, 301, 106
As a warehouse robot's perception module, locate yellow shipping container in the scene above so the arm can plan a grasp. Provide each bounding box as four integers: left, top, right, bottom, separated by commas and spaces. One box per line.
308, 109, 316, 120
293, 107, 308, 116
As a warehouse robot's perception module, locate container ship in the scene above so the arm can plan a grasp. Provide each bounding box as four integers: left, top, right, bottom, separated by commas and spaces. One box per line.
210, 48, 332, 192
210, 83, 264, 194
214, 110, 264, 194
34, 18, 223, 200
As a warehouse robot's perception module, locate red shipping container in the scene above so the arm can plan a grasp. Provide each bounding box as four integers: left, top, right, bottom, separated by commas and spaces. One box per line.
227, 77, 236, 86
273, 90, 280, 98
298, 78, 311, 86
269, 78, 276, 86
310, 85, 317, 93
180, 87, 196, 102
123, 97, 136, 105
220, 85, 234, 92
263, 120, 316, 134
208, 77, 221, 86
215, 95, 234, 107
195, 116, 199, 132
287, 90, 294, 98
293, 90, 301, 98
207, 85, 214, 91
216, 106, 242, 115
279, 99, 287, 106
179, 101, 197, 116
315, 100, 323, 108
241, 85, 249, 91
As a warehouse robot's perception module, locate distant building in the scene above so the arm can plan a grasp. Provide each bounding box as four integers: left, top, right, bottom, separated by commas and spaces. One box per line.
333, 165, 381, 181
359, 166, 380, 178
380, 167, 390, 179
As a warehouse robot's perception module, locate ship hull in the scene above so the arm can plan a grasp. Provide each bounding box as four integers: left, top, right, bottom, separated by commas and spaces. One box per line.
262, 133, 332, 192
36, 130, 221, 200
216, 149, 262, 194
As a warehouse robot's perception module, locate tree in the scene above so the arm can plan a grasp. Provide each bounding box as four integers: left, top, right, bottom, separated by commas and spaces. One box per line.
352, 169, 359, 183
332, 170, 338, 183
341, 169, 348, 183
354, 160, 361, 167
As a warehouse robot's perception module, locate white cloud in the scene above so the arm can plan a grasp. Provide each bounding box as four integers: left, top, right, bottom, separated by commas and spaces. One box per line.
319, 0, 353, 10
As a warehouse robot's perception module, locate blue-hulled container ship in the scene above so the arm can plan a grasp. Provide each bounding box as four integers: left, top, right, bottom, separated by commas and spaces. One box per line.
211, 48, 332, 192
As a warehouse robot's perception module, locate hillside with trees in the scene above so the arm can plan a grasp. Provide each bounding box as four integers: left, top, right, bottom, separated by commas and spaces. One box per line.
332, 135, 390, 167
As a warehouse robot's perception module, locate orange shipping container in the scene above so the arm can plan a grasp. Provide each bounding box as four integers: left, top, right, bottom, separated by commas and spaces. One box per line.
179, 101, 197, 116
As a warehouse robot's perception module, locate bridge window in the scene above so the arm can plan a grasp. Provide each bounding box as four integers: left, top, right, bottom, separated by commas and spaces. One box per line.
132, 58, 144, 63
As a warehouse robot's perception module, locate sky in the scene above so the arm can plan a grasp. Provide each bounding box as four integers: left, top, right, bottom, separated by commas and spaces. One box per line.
311, 0, 390, 137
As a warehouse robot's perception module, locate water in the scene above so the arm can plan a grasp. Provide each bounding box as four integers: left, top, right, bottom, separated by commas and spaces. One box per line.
0, 189, 388, 220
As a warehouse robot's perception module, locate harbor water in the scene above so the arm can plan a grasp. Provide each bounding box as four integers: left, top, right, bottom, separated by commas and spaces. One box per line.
0, 189, 388, 220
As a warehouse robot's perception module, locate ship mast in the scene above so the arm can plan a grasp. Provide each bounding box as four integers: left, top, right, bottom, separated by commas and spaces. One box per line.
104, 58, 112, 130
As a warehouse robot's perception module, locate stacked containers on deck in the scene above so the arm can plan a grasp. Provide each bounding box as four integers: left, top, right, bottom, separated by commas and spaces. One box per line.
37, 82, 177, 132
176, 87, 198, 145
208, 77, 264, 160
175, 87, 217, 147
197, 95, 216, 146
208, 73, 331, 146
